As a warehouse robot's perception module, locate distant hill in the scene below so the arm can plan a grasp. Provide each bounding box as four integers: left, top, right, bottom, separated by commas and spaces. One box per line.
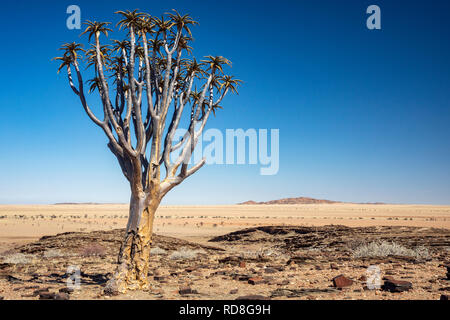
238, 197, 340, 205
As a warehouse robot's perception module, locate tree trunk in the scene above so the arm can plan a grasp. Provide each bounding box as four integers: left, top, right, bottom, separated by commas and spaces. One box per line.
104, 192, 160, 294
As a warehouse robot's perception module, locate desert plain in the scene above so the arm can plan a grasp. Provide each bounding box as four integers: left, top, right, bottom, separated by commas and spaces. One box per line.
0, 203, 449, 300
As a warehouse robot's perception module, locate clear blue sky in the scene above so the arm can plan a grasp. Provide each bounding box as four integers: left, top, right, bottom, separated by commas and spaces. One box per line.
0, 0, 449, 205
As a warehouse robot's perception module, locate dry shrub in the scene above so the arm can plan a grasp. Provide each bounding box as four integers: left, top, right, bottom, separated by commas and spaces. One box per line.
2, 253, 34, 264
43, 249, 65, 258
352, 241, 430, 260
168, 247, 206, 260
150, 247, 167, 255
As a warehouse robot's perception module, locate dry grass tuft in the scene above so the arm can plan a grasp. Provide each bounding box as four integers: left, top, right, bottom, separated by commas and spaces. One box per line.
168, 247, 206, 260
352, 241, 430, 260
1, 253, 34, 264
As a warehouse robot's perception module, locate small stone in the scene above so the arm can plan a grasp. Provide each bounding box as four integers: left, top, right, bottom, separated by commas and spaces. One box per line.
359, 275, 367, 282
332, 275, 353, 288
264, 268, 277, 274
239, 261, 246, 268
330, 264, 339, 270
54, 292, 70, 300
237, 275, 251, 281
229, 289, 238, 294
248, 276, 264, 285
382, 279, 412, 293
59, 287, 74, 294
179, 287, 198, 295
39, 292, 56, 300
236, 295, 269, 300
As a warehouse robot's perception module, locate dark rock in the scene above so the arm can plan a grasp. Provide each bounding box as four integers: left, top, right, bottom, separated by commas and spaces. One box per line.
382, 279, 412, 293
440, 295, 450, 300
287, 256, 309, 265
236, 295, 270, 300
229, 289, 238, 294
330, 263, 339, 270
248, 276, 264, 285
39, 292, 56, 300
7, 275, 23, 284
264, 267, 277, 274
59, 287, 74, 294
236, 274, 251, 281
359, 275, 367, 282
332, 275, 353, 288
271, 288, 338, 298
33, 288, 50, 297
0, 296, 3, 300
179, 287, 198, 295
54, 292, 70, 300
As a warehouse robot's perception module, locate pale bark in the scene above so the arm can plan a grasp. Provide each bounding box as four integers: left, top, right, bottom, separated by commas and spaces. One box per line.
59, 12, 237, 294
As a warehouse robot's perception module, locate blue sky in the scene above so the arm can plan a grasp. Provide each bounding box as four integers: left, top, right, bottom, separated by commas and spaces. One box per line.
0, 0, 449, 205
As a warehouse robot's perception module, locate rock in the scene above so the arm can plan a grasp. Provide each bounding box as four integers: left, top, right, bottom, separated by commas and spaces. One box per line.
236, 295, 270, 300
440, 295, 450, 300
7, 275, 22, 284
239, 261, 246, 268
33, 288, 50, 297
332, 275, 353, 288
248, 276, 264, 285
382, 279, 412, 293
179, 287, 198, 295
154, 276, 166, 281
330, 263, 339, 270
236, 274, 251, 281
264, 267, 277, 274
0, 296, 3, 300
359, 275, 367, 282
271, 288, 338, 298
59, 287, 74, 294
287, 256, 309, 265
54, 292, 70, 300
39, 292, 56, 300
229, 289, 238, 294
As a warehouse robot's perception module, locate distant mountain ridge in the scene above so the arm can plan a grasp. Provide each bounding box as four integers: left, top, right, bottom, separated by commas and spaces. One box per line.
238, 197, 340, 205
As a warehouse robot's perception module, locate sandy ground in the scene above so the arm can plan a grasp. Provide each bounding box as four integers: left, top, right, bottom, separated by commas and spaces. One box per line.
0, 204, 449, 300
1, 203, 449, 252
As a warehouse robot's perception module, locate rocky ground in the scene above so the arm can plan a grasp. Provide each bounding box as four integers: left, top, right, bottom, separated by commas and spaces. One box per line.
0, 225, 449, 300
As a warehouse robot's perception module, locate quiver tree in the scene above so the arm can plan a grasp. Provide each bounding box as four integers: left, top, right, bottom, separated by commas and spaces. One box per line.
54, 9, 241, 293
